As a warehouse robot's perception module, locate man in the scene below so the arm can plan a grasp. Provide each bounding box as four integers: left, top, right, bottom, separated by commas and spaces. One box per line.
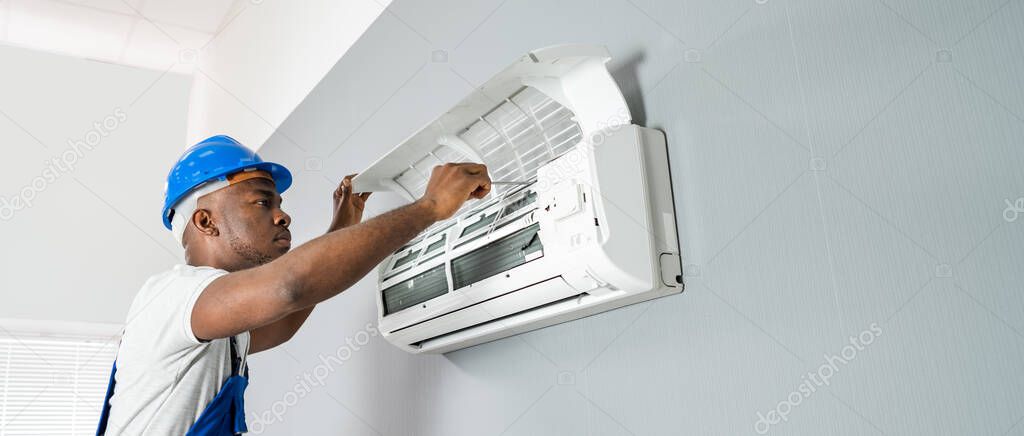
97, 135, 490, 434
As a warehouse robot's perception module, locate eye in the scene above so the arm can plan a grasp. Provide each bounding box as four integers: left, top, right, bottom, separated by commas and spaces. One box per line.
255, 199, 270, 207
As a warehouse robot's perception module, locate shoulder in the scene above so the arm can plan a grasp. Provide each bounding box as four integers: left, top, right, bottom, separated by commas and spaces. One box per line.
165, 264, 229, 280
122, 265, 232, 348
146, 264, 228, 289
128, 265, 229, 314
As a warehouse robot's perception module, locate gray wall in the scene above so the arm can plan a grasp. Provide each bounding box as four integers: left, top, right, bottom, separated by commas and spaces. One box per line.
252, 0, 1024, 434
0, 44, 191, 324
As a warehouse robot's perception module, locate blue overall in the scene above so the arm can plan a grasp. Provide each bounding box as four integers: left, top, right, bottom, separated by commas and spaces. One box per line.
95, 337, 250, 435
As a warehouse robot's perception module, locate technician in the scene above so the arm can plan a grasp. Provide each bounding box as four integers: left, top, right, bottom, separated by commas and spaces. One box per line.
95, 135, 490, 435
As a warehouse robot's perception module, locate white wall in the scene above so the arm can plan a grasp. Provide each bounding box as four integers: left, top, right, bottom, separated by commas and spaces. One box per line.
0, 43, 191, 325
186, 0, 391, 150
248, 0, 1024, 435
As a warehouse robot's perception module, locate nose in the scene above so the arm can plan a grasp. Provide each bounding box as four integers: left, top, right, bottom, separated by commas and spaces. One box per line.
275, 210, 291, 228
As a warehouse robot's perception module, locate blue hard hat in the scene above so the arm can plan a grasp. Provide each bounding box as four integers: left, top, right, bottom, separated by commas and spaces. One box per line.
162, 135, 292, 230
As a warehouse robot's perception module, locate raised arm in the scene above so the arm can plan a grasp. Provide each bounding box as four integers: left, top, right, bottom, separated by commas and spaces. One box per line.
247, 174, 370, 353
191, 163, 491, 342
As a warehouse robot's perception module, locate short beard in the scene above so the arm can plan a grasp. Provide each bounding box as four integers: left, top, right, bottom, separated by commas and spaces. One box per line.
228, 235, 275, 267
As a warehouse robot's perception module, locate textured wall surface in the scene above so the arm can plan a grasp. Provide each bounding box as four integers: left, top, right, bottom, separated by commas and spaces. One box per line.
253, 0, 1024, 434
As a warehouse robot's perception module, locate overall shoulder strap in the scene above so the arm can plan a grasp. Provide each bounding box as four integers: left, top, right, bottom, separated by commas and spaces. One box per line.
95, 334, 124, 436
228, 336, 248, 377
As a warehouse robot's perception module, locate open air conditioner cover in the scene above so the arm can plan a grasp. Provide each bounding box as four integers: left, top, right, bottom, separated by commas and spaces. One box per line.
352, 44, 631, 199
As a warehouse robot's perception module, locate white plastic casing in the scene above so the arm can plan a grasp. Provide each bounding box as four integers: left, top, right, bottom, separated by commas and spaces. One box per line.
353, 45, 682, 353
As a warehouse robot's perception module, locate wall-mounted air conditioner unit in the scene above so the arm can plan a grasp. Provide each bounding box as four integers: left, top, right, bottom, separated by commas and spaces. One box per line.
351, 44, 682, 353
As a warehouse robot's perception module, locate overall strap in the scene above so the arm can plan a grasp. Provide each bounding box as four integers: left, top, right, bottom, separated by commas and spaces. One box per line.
229, 336, 248, 377
186, 337, 251, 436
94, 362, 116, 436
95, 336, 123, 436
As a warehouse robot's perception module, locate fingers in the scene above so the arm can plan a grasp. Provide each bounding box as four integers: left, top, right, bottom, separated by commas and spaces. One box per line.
458, 163, 487, 175
336, 174, 371, 200
448, 163, 490, 199
470, 185, 490, 199
467, 167, 491, 200
475, 177, 492, 199
344, 174, 372, 201
335, 175, 351, 196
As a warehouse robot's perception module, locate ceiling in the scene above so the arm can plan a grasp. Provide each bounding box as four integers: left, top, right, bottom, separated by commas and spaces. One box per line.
0, 0, 241, 74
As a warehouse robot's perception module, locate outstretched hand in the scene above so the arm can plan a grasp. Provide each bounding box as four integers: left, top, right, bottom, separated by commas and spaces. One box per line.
417, 163, 491, 221
328, 174, 371, 232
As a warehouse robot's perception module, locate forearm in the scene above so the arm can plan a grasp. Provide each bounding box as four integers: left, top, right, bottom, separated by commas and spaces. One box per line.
274, 200, 437, 309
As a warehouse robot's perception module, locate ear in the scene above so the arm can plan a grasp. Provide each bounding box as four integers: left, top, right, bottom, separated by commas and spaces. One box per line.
192, 209, 219, 237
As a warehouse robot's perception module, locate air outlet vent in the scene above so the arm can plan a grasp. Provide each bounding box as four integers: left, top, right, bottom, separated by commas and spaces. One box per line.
452, 223, 543, 290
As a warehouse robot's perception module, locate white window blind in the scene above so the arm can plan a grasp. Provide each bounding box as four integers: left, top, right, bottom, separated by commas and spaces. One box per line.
0, 335, 118, 436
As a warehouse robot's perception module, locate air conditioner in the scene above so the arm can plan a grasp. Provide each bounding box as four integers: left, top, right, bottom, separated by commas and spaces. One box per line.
351, 44, 682, 354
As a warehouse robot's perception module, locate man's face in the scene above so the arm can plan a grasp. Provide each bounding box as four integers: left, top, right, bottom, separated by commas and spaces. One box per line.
207, 177, 291, 267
